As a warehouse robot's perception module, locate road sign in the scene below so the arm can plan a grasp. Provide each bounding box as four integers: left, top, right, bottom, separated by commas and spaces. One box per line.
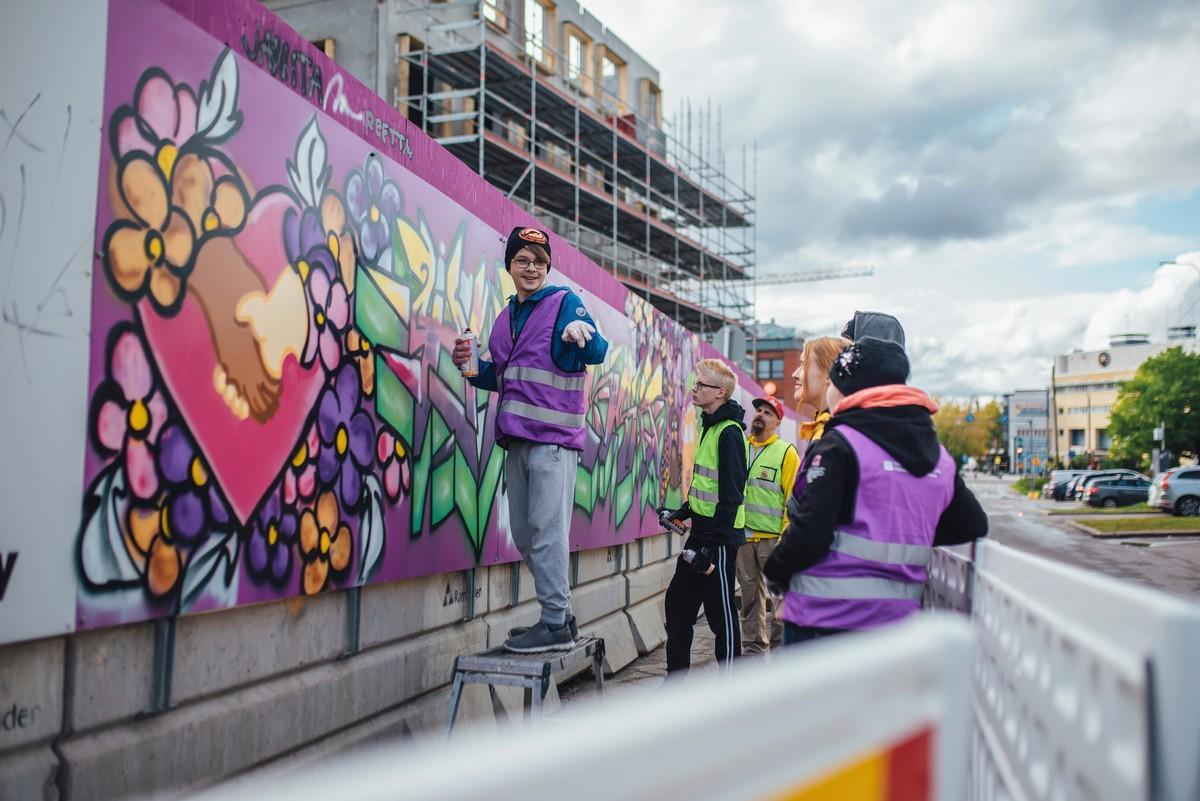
1153, 426, 1164, 441
966, 414, 975, 423
1032, 457, 1041, 466
1016, 437, 1024, 448
961, 454, 969, 464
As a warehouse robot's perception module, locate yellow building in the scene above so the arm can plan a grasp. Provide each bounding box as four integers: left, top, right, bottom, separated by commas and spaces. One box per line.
1051, 330, 1198, 463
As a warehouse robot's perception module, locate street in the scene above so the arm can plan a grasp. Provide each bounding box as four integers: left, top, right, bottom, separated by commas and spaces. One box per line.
969, 476, 1200, 602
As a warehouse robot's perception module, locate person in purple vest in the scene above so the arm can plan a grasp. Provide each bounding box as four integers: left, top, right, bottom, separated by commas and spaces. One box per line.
763, 337, 987, 646
452, 226, 608, 653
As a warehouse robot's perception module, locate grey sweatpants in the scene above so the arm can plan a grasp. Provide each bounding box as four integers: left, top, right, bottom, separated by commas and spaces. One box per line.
505, 440, 577, 626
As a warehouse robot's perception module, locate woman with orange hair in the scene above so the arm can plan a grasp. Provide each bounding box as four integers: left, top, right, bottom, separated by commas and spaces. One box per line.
793, 336, 852, 452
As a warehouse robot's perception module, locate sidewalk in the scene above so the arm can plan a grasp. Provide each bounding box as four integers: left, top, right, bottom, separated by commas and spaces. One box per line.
556, 614, 740, 711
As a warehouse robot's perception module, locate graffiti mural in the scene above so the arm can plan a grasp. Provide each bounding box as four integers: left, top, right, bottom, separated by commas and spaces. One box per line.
74, 0, 772, 629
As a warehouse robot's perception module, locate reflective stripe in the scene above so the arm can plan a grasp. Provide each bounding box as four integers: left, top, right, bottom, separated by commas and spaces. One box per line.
747, 478, 779, 491
745, 503, 785, 519
688, 487, 720, 503
505, 365, 585, 391
694, 464, 719, 479
831, 530, 932, 566
499, 400, 585, 428
789, 574, 925, 601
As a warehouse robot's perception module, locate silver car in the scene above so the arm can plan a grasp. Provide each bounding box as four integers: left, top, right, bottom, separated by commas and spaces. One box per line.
1155, 467, 1200, 516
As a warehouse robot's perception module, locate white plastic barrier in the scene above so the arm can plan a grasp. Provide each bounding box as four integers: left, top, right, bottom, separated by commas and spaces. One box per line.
930, 540, 1200, 801
195, 615, 973, 801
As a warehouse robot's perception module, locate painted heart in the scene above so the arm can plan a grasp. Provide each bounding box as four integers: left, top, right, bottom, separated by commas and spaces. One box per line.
140, 191, 325, 524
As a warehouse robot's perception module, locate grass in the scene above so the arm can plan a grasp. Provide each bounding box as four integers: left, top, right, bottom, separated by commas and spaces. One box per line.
1012, 476, 1049, 496
1076, 516, 1200, 533
1047, 502, 1154, 516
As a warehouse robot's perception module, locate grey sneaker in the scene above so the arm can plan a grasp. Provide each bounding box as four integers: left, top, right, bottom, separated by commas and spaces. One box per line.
504, 621, 575, 653
508, 615, 579, 640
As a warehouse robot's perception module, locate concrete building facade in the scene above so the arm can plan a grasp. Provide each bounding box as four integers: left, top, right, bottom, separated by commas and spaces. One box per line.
1051, 330, 1199, 464
1004, 389, 1050, 474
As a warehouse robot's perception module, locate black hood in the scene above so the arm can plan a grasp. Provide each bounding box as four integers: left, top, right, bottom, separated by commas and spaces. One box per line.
701, 399, 747, 434
828, 405, 942, 476
841, 311, 906, 347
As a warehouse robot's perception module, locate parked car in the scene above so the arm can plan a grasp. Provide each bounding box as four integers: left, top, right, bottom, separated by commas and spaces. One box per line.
1073, 470, 1148, 501
1084, 477, 1151, 508
1063, 472, 1094, 501
1155, 467, 1200, 516
1047, 470, 1089, 501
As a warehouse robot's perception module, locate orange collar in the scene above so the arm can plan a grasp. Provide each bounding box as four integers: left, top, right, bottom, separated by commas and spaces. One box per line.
833, 385, 938, 415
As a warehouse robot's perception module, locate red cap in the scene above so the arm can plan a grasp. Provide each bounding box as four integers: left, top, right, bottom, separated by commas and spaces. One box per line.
753, 395, 784, 419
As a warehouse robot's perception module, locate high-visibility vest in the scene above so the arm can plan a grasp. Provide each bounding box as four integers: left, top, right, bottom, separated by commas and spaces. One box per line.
744, 438, 795, 536
688, 419, 749, 528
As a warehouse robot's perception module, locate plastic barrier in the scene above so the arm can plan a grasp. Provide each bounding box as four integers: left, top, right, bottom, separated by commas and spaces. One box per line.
928, 540, 1200, 801
195, 615, 973, 801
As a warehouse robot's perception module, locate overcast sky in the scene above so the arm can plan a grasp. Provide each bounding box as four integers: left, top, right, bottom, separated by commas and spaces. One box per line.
580, 0, 1200, 397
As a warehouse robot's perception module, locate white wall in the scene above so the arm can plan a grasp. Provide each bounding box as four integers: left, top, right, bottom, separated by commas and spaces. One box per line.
0, 1, 107, 644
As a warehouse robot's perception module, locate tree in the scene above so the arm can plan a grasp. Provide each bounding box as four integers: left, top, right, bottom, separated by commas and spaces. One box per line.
933, 398, 1003, 463
1109, 347, 1200, 465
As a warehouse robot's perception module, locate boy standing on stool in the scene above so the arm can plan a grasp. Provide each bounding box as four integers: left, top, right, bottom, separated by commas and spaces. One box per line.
660, 358, 749, 674
453, 226, 608, 653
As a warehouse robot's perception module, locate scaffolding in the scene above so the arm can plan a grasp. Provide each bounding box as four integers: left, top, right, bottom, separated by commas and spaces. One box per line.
391, 0, 756, 335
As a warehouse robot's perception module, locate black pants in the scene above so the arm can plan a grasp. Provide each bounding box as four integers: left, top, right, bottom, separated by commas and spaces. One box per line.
665, 537, 741, 673
782, 621, 845, 646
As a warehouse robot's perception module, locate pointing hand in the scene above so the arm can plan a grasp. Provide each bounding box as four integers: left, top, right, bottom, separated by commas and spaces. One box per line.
561, 321, 596, 347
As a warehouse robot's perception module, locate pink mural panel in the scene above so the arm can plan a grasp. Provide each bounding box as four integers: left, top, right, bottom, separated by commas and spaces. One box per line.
76, 0, 781, 628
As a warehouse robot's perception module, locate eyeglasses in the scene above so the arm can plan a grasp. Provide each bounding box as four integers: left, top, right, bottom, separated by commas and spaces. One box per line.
691, 381, 722, 392
511, 256, 549, 270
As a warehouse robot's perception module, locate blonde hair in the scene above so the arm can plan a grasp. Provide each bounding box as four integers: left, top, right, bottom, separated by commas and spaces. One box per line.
799, 336, 851, 409
696, 358, 737, 398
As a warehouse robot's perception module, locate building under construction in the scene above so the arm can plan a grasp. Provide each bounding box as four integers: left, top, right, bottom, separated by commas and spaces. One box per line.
265, 0, 756, 340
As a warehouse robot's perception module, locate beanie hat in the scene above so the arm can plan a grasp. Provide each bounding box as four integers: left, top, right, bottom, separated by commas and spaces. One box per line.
504, 226, 551, 271
829, 337, 910, 396
839, 310, 906, 348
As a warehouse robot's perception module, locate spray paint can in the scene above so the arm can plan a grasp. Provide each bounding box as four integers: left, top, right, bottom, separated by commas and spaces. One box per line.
460, 328, 480, 378
658, 508, 687, 536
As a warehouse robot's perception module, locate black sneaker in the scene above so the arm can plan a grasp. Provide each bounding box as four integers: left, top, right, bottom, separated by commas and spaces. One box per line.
508, 615, 579, 640
504, 621, 575, 653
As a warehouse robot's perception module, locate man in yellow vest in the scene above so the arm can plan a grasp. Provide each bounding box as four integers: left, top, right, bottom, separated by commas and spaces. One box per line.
660, 358, 750, 675
737, 395, 798, 655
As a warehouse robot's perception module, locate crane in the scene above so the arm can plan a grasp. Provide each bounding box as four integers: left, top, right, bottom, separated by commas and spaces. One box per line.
753, 265, 874, 285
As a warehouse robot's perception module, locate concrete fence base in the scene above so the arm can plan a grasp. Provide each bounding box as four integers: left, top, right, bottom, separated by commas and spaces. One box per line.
0, 535, 676, 801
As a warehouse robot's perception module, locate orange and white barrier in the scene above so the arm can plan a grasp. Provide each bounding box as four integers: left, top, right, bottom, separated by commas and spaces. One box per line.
196, 615, 972, 801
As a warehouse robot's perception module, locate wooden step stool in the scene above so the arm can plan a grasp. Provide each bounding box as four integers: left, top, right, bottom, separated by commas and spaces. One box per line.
444, 636, 605, 734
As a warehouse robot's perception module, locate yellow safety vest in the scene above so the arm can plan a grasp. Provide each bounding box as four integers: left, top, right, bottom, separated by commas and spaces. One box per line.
688, 419, 749, 528
744, 438, 795, 537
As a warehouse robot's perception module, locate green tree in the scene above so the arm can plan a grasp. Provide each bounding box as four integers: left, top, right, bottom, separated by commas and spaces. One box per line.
1109, 347, 1200, 464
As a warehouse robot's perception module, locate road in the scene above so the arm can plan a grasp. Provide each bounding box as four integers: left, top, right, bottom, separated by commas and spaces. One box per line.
968, 476, 1200, 602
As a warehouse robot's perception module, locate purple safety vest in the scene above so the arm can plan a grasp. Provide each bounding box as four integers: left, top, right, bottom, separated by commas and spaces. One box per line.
781, 424, 955, 630
488, 289, 587, 450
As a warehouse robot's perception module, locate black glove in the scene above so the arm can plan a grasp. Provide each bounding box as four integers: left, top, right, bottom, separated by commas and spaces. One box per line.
662, 505, 691, 522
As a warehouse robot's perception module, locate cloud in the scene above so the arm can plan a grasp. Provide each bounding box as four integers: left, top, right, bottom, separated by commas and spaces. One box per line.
578, 0, 1200, 393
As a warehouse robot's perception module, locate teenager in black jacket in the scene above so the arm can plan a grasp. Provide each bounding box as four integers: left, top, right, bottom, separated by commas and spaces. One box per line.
661, 358, 749, 674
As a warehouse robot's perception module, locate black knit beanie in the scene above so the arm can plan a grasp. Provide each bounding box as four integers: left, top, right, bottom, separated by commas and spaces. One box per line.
504, 226, 551, 271
829, 337, 910, 396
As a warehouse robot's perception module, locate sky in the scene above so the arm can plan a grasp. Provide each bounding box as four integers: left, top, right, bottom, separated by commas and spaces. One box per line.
579, 0, 1200, 397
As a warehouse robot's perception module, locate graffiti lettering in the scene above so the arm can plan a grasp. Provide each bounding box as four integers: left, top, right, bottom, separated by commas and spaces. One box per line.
241, 23, 323, 104
441, 583, 482, 607
363, 109, 414, 160
323, 72, 362, 122
0, 552, 16, 601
